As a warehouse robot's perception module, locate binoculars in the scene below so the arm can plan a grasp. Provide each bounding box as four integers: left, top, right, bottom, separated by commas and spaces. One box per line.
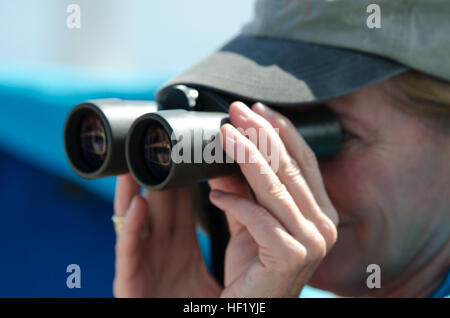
64, 85, 342, 190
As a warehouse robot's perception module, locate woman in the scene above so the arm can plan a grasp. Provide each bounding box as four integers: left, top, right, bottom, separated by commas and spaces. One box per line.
112, 1, 450, 298
111, 70, 449, 298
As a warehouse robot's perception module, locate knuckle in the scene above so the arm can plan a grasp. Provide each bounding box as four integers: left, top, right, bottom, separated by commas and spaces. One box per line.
281, 155, 305, 182
305, 233, 327, 262
252, 220, 272, 236
289, 242, 308, 266
263, 180, 288, 199
250, 204, 270, 220
280, 241, 307, 273
320, 218, 338, 249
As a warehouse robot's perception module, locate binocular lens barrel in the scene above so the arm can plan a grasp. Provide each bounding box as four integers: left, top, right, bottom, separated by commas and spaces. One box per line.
126, 108, 342, 190
64, 99, 158, 178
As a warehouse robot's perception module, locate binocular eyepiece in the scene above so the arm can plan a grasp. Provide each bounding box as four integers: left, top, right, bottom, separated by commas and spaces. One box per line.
64, 89, 342, 190
63, 99, 159, 179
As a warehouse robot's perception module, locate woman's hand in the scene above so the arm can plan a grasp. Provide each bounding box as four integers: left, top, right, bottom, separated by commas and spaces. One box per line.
113, 174, 221, 298
208, 102, 339, 297
113, 101, 338, 298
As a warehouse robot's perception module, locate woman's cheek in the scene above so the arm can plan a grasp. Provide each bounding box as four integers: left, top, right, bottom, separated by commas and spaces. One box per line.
311, 151, 393, 294
319, 151, 381, 225
319, 146, 404, 260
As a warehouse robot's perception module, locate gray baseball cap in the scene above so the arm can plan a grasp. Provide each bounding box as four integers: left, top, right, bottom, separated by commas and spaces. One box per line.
157, 0, 449, 106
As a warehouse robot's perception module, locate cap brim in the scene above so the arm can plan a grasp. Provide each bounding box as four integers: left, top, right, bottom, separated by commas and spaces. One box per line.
157, 35, 408, 106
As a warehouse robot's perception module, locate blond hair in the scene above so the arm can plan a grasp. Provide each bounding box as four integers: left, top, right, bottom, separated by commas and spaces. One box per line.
388, 70, 450, 133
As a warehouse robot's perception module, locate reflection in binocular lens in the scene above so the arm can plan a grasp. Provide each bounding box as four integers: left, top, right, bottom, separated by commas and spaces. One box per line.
79, 111, 107, 170
144, 125, 172, 182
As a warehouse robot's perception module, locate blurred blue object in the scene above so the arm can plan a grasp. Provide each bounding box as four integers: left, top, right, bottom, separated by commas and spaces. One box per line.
0, 147, 115, 297
0, 63, 173, 200
0, 63, 333, 298
0, 63, 213, 297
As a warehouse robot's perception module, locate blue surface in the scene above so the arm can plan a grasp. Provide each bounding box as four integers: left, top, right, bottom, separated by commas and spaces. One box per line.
0, 63, 172, 201
0, 147, 213, 297
0, 64, 212, 297
0, 148, 115, 297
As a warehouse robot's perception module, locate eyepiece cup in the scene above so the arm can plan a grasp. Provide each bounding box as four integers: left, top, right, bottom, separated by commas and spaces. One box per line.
64, 99, 159, 179
64, 105, 113, 178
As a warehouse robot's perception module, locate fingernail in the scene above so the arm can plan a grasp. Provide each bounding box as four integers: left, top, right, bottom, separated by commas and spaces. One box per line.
231, 102, 249, 122
254, 102, 273, 116
238, 114, 248, 122
210, 190, 224, 198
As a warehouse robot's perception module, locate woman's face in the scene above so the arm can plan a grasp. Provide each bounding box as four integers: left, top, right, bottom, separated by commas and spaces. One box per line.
303, 80, 450, 296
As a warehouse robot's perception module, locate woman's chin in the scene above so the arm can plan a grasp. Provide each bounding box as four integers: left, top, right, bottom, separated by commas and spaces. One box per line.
308, 253, 349, 295
308, 226, 368, 297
